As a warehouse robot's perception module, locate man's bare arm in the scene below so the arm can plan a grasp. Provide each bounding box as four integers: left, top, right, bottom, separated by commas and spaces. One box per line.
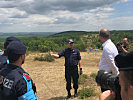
49, 50, 59, 58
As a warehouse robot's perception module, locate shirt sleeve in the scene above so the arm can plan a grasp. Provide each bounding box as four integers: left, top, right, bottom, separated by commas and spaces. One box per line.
104, 49, 119, 75
15, 78, 27, 97
58, 50, 65, 58
77, 50, 81, 60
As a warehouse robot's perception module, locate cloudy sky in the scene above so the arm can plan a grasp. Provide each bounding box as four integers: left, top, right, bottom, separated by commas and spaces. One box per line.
0, 0, 132, 32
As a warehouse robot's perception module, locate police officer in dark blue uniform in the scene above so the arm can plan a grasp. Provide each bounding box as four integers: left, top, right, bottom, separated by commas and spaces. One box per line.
50, 39, 83, 99
0, 41, 37, 100
0, 37, 21, 69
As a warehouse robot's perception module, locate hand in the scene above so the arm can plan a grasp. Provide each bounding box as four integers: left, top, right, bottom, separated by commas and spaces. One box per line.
80, 68, 83, 75
119, 44, 122, 48
49, 50, 53, 56
100, 90, 115, 100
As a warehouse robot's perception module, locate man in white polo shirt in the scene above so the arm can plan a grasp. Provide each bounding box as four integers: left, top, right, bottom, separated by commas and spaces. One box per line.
98, 29, 119, 92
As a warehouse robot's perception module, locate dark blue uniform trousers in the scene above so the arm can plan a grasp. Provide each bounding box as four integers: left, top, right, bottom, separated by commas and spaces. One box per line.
65, 68, 79, 91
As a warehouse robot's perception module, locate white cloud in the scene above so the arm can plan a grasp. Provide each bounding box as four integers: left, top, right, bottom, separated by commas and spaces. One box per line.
105, 16, 133, 30
0, 0, 126, 13
103, 8, 115, 12
0, 0, 131, 32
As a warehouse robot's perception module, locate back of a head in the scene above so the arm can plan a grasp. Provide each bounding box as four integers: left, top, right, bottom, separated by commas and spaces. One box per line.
7, 41, 26, 63
4, 37, 21, 49
115, 51, 133, 71
115, 51, 133, 85
99, 29, 110, 39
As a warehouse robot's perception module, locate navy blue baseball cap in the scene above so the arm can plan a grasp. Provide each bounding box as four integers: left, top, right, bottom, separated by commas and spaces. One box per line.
4, 37, 21, 49
115, 52, 133, 71
67, 39, 74, 43
7, 41, 27, 55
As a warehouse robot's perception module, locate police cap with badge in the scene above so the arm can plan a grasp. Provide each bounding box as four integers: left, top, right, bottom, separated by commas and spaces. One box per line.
115, 52, 133, 71
67, 39, 74, 44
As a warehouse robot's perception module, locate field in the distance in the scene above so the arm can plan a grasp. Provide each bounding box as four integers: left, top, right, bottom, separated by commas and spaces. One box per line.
22, 51, 101, 100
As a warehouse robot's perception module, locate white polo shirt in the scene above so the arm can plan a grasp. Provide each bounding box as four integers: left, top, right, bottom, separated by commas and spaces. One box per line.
99, 39, 119, 75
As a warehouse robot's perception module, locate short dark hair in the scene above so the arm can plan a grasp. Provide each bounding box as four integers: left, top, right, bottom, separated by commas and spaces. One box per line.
115, 51, 133, 90
8, 53, 22, 63
115, 51, 133, 70
99, 29, 110, 39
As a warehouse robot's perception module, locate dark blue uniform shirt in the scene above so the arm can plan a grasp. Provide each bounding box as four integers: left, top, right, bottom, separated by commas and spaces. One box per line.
58, 48, 81, 70
0, 54, 8, 65
0, 64, 36, 100
0, 53, 8, 70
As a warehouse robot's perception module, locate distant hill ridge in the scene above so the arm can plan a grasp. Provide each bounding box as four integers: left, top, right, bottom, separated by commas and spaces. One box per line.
0, 30, 133, 37
48, 31, 97, 37
0, 32, 56, 37
48, 30, 133, 37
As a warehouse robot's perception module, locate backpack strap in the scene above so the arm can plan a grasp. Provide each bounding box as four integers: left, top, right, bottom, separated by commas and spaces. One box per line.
18, 74, 37, 100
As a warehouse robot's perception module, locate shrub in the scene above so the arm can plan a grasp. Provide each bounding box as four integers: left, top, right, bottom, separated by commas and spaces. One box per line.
90, 73, 97, 79
78, 88, 95, 99
34, 54, 54, 62
74, 42, 87, 52
78, 74, 88, 84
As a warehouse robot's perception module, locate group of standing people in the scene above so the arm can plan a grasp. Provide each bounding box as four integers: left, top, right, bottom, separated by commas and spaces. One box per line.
50, 28, 131, 100
98, 29, 133, 100
0, 37, 37, 100
0, 28, 132, 100
0, 36, 83, 100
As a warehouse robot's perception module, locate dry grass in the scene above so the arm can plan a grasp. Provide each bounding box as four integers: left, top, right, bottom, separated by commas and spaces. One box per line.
22, 51, 102, 100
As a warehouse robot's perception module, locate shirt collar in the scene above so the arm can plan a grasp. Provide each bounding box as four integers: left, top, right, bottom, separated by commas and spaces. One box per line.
102, 39, 111, 47
68, 48, 73, 50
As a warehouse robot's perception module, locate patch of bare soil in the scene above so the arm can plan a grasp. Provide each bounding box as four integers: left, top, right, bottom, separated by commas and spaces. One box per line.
22, 51, 102, 100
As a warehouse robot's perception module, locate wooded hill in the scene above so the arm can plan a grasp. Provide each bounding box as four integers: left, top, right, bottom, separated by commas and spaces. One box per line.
0, 30, 133, 52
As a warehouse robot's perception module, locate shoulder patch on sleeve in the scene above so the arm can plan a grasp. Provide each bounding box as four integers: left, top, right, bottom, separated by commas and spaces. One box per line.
23, 73, 31, 81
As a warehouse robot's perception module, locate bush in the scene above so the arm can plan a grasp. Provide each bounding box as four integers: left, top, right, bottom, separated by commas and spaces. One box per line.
74, 42, 87, 52
34, 54, 54, 62
90, 73, 97, 79
0, 42, 4, 50
78, 74, 88, 84
78, 88, 95, 99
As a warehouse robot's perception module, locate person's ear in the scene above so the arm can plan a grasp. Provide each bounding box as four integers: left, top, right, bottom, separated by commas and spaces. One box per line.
20, 54, 25, 60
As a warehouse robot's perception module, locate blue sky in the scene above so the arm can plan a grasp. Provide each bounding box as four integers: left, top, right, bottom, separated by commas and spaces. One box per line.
0, 0, 132, 32
111, 0, 133, 18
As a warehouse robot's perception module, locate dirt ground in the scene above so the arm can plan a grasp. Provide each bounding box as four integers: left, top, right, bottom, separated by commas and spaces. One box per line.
22, 51, 102, 100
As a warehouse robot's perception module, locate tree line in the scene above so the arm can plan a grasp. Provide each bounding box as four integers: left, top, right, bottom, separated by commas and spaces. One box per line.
0, 30, 133, 52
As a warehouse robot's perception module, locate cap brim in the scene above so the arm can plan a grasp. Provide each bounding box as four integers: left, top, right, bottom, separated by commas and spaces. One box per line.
68, 42, 74, 44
